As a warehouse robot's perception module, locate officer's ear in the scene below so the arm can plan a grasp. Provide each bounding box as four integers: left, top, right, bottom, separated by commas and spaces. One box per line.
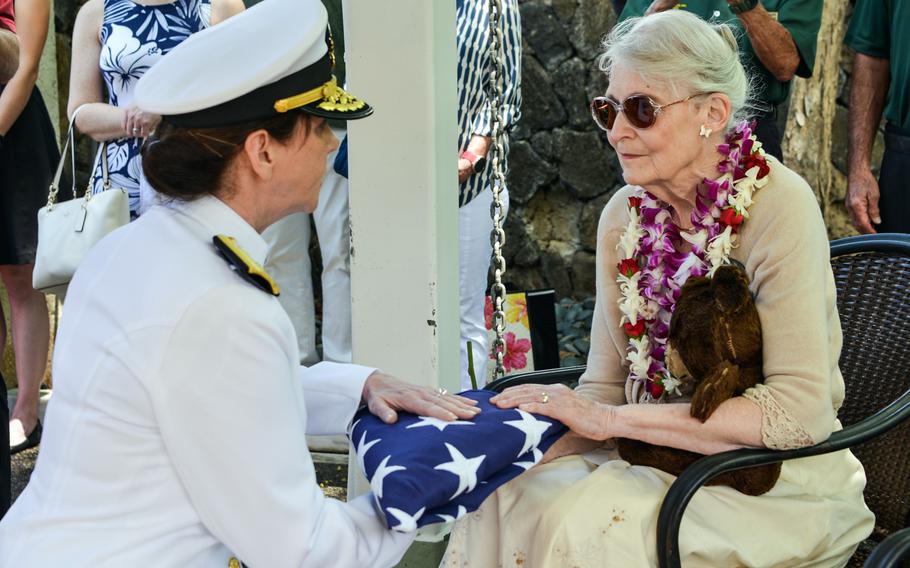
242, 129, 276, 181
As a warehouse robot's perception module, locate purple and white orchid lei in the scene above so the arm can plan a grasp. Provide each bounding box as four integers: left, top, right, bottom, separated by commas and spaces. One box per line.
616, 121, 771, 401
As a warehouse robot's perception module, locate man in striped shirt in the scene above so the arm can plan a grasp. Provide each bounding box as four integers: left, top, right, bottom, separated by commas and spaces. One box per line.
455, 0, 522, 389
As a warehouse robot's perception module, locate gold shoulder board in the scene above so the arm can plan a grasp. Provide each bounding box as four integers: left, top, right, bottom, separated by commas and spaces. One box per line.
213, 235, 280, 296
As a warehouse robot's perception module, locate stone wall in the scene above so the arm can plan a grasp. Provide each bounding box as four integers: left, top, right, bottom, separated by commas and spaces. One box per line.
503, 0, 619, 299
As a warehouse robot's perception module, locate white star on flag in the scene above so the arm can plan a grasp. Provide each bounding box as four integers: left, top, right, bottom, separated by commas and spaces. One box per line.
513, 447, 544, 471
434, 442, 485, 500
371, 455, 406, 500
435, 505, 468, 524
406, 416, 475, 432
504, 409, 553, 456
355, 430, 380, 476
387, 506, 426, 532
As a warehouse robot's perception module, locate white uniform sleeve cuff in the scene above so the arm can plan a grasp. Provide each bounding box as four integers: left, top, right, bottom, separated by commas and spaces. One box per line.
298, 362, 375, 436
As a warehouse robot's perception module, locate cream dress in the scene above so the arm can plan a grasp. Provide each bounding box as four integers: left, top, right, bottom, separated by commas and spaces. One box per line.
441, 159, 874, 568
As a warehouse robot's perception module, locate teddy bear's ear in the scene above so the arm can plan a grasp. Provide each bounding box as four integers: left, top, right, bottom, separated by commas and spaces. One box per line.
712, 263, 752, 314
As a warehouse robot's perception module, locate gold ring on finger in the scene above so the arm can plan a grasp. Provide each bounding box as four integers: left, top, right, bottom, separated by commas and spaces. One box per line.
540, 391, 549, 404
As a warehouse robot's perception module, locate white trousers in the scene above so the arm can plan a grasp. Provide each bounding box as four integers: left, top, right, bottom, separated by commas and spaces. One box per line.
459, 187, 509, 390
262, 141, 352, 365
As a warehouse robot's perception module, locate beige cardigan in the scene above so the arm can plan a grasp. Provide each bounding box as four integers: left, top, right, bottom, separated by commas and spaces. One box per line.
576, 158, 844, 450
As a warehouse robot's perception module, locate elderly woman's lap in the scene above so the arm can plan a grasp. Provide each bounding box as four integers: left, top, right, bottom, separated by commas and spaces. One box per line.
444, 450, 872, 568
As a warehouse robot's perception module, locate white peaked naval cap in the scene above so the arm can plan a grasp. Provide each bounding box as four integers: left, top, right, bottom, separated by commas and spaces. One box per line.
135, 0, 371, 128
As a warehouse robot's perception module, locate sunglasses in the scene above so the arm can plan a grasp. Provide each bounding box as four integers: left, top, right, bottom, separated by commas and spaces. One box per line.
590, 94, 701, 131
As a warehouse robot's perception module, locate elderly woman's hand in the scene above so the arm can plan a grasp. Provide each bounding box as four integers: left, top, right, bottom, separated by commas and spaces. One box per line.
490, 383, 614, 441
362, 371, 480, 424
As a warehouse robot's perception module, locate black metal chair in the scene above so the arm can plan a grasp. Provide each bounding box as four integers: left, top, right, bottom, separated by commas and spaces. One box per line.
485, 365, 585, 393
484, 233, 910, 568
864, 527, 910, 568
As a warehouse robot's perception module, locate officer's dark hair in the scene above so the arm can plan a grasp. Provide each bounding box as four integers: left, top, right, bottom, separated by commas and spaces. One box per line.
141, 112, 311, 201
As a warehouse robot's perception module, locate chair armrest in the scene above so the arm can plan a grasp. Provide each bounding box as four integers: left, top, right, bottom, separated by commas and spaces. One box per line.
830, 233, 910, 257
657, 387, 910, 568
484, 366, 586, 393
864, 527, 910, 568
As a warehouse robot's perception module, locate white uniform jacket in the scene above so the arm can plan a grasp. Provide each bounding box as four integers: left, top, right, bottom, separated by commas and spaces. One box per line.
0, 196, 413, 567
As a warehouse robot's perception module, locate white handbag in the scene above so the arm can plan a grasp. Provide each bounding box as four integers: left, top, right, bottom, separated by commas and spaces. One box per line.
33, 107, 130, 294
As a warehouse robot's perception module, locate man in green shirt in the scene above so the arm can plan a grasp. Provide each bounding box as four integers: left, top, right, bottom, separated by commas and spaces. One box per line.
844, 0, 910, 234
619, 0, 822, 162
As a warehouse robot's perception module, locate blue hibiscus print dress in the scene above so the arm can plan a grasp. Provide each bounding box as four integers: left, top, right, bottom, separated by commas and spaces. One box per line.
91, 0, 211, 216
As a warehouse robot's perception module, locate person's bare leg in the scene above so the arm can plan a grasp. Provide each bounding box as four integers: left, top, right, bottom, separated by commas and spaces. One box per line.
0, 264, 49, 446
0, 29, 19, 85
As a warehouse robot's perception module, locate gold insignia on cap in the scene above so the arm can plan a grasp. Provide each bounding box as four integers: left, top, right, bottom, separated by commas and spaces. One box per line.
228, 558, 242, 568
317, 77, 367, 113
273, 77, 366, 114
213, 235, 280, 296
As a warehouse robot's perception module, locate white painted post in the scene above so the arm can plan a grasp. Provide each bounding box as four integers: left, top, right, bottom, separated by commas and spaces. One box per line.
343, 0, 460, 501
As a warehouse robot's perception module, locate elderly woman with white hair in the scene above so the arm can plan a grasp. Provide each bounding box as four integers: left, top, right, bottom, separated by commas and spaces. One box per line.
442, 11, 873, 568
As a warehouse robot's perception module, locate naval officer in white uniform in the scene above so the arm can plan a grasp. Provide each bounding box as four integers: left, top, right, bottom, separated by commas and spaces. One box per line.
0, 0, 479, 565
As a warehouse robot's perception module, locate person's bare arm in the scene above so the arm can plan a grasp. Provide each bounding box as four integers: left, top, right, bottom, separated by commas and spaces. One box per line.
846, 53, 890, 234
609, 397, 764, 453
734, 2, 800, 82
643, 1, 800, 82
643, 0, 677, 16
0, 0, 48, 135
494, 384, 764, 455
210, 0, 245, 25
0, 28, 18, 85
67, 0, 127, 141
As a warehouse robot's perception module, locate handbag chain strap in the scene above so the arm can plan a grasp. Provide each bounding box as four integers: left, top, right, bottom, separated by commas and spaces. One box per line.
487, 0, 508, 380
46, 104, 113, 210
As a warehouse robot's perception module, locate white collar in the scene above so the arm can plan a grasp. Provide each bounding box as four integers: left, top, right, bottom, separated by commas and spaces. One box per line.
166, 195, 270, 266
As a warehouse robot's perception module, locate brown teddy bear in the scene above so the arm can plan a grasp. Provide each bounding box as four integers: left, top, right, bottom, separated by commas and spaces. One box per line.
616, 263, 781, 496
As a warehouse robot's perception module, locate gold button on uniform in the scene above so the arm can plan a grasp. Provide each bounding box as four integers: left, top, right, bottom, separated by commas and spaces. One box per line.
228, 557, 241, 568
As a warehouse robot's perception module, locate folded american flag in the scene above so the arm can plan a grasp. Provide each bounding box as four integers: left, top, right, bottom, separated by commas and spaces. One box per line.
349, 389, 567, 531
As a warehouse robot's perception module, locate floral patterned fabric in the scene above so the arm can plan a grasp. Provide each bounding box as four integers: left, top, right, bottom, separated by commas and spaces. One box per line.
91, 0, 210, 214
484, 293, 533, 381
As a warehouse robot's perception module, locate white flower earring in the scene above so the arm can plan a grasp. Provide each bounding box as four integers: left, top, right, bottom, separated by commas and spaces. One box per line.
699, 124, 713, 138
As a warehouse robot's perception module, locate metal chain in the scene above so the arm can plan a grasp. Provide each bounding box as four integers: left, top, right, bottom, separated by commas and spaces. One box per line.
487, 0, 508, 379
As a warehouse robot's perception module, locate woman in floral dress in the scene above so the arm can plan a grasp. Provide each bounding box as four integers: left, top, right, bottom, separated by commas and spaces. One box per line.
442, 11, 873, 568
68, 0, 243, 218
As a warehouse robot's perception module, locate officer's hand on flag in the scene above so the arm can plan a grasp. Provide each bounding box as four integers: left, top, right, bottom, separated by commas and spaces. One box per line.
362, 371, 481, 424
